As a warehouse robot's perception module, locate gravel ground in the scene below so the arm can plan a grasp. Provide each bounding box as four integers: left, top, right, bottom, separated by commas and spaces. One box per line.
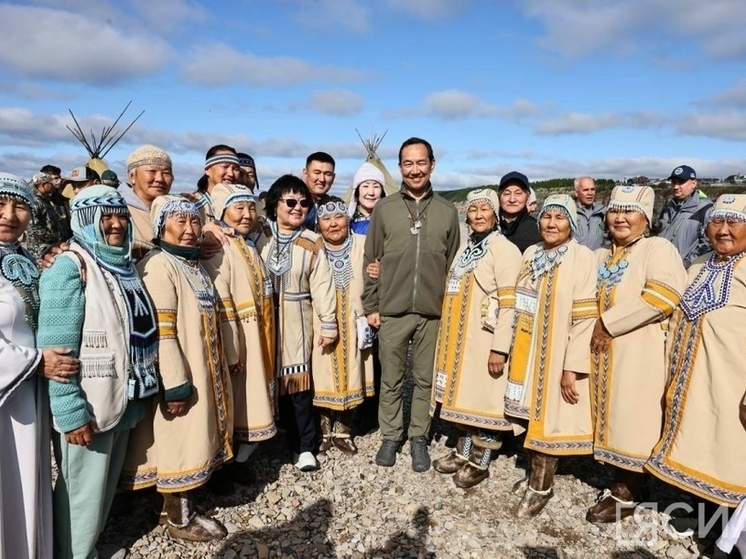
95, 420, 719, 559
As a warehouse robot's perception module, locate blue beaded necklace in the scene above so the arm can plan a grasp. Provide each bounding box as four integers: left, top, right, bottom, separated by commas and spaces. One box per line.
680, 252, 746, 321
0, 245, 40, 330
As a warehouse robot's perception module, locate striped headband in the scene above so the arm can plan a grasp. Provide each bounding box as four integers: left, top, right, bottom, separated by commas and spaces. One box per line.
205, 154, 240, 170
153, 198, 201, 238
224, 191, 256, 208
317, 201, 347, 219
0, 173, 34, 207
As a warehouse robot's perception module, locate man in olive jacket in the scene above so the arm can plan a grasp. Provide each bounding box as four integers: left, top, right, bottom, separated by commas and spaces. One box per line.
363, 137, 460, 472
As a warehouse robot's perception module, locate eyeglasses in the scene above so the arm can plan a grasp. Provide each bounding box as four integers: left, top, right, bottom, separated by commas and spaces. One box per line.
281, 198, 311, 209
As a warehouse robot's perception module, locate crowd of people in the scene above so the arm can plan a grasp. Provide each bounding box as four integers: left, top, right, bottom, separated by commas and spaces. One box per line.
1, 136, 745, 559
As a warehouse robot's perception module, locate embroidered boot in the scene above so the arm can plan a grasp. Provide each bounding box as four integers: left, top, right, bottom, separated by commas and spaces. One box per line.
318, 410, 334, 454
332, 410, 358, 455
515, 451, 558, 518
586, 468, 645, 524
162, 492, 227, 543
432, 434, 472, 474
453, 445, 492, 489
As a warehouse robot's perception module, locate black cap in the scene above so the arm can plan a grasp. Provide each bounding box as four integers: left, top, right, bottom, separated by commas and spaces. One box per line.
498, 171, 530, 193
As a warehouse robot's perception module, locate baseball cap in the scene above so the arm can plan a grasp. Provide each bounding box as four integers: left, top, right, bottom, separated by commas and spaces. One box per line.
63, 165, 94, 182
668, 165, 696, 182
499, 171, 530, 193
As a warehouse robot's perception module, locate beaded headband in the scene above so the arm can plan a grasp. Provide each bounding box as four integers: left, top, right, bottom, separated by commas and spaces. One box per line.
708, 210, 746, 224
205, 154, 240, 170
317, 201, 348, 219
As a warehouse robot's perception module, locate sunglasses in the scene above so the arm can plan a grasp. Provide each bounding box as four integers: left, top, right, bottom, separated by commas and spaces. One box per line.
281, 198, 311, 209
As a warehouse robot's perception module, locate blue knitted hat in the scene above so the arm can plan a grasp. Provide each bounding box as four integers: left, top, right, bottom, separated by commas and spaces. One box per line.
70, 185, 132, 256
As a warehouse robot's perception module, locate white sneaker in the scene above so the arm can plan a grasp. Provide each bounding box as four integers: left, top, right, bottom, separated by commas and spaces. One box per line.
294, 451, 318, 472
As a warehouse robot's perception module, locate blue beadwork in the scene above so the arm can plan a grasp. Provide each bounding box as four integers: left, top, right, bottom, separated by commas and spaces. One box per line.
680, 252, 746, 321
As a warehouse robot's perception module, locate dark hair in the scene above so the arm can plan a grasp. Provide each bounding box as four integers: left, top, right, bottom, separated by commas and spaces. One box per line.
265, 174, 311, 221
353, 182, 386, 211
398, 137, 434, 164
305, 151, 335, 169
40, 164, 61, 175
318, 195, 346, 206
197, 174, 209, 193
205, 144, 236, 159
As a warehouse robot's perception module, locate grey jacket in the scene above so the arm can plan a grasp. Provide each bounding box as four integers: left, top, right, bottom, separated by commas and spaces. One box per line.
576, 202, 607, 251
656, 191, 713, 268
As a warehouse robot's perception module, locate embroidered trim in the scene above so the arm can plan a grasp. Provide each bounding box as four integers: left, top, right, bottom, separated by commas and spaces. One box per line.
680, 252, 746, 320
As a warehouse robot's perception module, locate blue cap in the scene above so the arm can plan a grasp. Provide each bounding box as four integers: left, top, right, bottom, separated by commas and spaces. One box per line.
498, 171, 530, 193
669, 165, 696, 182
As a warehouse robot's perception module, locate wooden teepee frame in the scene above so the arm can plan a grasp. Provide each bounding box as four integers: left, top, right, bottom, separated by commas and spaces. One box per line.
354, 129, 399, 195
66, 101, 144, 161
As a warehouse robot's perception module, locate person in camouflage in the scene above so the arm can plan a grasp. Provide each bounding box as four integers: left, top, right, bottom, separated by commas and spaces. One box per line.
23, 172, 71, 266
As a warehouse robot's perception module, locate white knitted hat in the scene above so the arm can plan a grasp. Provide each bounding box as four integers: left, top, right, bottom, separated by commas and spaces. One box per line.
127, 145, 172, 173
353, 162, 384, 190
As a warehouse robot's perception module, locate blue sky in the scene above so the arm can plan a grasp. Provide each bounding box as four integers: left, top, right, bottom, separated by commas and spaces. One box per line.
1, 0, 746, 195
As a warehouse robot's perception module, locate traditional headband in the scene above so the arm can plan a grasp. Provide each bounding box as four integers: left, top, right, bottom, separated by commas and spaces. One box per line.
224, 191, 256, 208
708, 210, 746, 224
205, 154, 240, 170
237, 155, 255, 168
317, 201, 348, 219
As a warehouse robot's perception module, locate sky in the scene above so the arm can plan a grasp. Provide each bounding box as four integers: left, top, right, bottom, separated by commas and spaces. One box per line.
1, 0, 746, 195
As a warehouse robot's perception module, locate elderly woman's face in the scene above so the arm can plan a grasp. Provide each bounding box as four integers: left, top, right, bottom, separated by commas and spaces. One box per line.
706, 218, 746, 259
162, 213, 202, 247
318, 212, 349, 246
223, 202, 257, 236
539, 209, 572, 249
0, 197, 31, 243
101, 213, 130, 247
606, 208, 648, 247
466, 201, 496, 234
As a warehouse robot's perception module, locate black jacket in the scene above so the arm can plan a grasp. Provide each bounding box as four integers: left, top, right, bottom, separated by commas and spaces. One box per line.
499, 210, 541, 254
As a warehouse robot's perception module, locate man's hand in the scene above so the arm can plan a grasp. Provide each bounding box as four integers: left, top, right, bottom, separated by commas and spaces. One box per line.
65, 421, 94, 446
229, 362, 243, 375
366, 259, 380, 280
42, 241, 70, 268
166, 400, 189, 416
199, 228, 227, 259
39, 348, 79, 383
487, 351, 506, 377
366, 313, 381, 329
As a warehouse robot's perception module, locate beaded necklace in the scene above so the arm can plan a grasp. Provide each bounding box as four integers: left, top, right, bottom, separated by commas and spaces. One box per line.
530, 242, 569, 281
163, 252, 216, 312
449, 231, 491, 285
324, 235, 354, 291
597, 238, 642, 291
0, 245, 40, 330
266, 222, 302, 291
680, 252, 746, 321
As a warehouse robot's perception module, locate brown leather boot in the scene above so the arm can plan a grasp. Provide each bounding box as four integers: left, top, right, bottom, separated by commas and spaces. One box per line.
511, 451, 531, 496
162, 492, 227, 543
515, 452, 558, 518
318, 410, 333, 454
453, 445, 492, 489
332, 410, 358, 455
432, 435, 472, 474
586, 468, 645, 524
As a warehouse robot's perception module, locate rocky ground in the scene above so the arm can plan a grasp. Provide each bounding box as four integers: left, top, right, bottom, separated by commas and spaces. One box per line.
97, 421, 723, 559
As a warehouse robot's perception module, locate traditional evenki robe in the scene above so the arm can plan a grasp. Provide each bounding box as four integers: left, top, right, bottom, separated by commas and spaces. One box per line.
204, 235, 277, 443
505, 239, 598, 455
431, 230, 522, 432
257, 228, 338, 394
121, 250, 233, 492
0, 245, 52, 559
647, 251, 746, 506
591, 237, 687, 472
311, 234, 373, 410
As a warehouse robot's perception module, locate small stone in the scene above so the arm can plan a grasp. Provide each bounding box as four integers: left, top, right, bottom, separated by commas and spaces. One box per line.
223, 550, 238, 559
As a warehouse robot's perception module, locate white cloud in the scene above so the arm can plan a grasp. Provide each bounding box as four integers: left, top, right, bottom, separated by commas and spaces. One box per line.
182, 43, 365, 86
129, 0, 208, 32
309, 90, 365, 116
0, 4, 173, 84
521, 0, 746, 60
534, 111, 666, 135
676, 111, 746, 142
292, 0, 371, 33
384, 0, 467, 21
700, 80, 746, 108
425, 90, 542, 121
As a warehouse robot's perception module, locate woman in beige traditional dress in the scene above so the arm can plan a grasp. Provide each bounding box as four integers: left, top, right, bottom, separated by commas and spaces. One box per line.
203, 183, 276, 473
312, 196, 373, 456
504, 194, 598, 517
586, 185, 687, 524
257, 175, 337, 472
121, 195, 232, 542
647, 194, 746, 511
430, 189, 522, 489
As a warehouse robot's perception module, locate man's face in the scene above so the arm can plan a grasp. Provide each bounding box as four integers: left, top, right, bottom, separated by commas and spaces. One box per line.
303, 161, 335, 199
205, 155, 239, 190
575, 178, 596, 206
671, 178, 697, 202
130, 165, 174, 205
399, 143, 434, 192
239, 166, 257, 189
